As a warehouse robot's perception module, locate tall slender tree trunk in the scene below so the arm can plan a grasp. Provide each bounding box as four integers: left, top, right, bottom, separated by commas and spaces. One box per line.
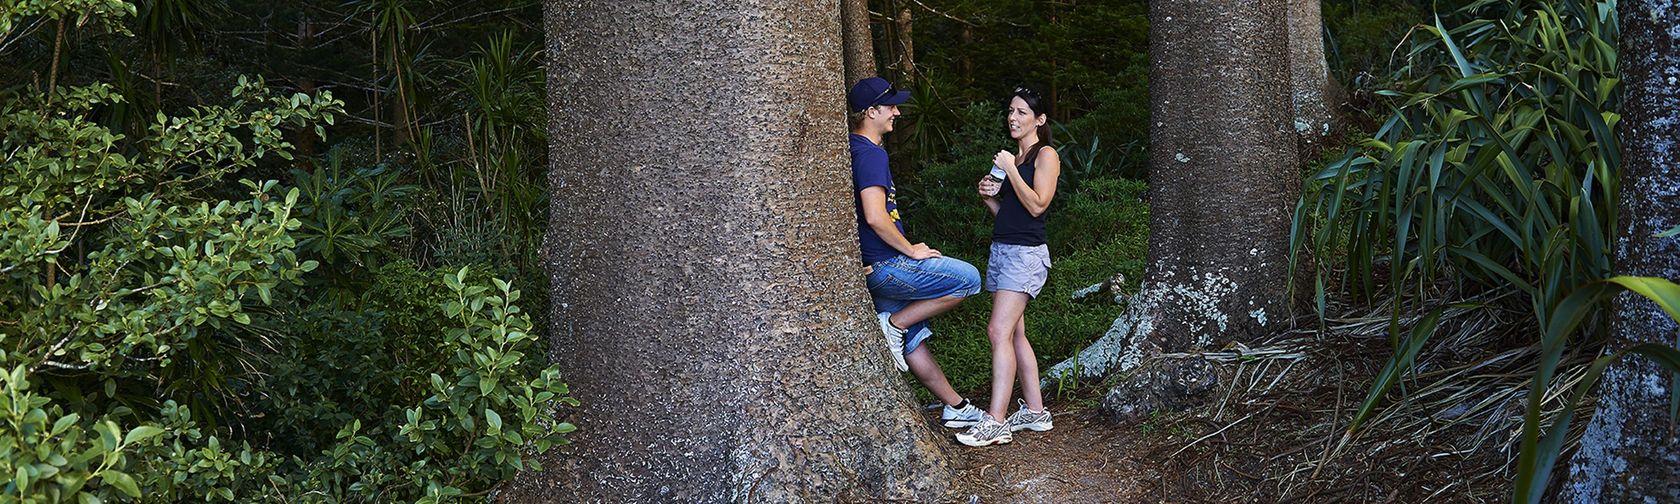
370, 14, 382, 159
1046, 0, 1299, 391
1049, 3, 1062, 123
1287, 0, 1337, 149
391, 73, 412, 148
885, 2, 915, 167
841, 0, 875, 84
507, 1, 955, 501
294, 14, 318, 166
894, 1, 915, 83
1563, 2, 1680, 501
46, 17, 65, 102
960, 24, 973, 85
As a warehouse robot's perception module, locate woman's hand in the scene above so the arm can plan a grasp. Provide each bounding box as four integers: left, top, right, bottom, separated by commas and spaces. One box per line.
993, 151, 1019, 175
978, 177, 1001, 198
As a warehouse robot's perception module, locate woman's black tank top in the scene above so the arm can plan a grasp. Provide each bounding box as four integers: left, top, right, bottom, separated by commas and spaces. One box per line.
993, 146, 1049, 246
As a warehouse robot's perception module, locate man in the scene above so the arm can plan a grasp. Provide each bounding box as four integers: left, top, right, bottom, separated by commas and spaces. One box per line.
848, 77, 985, 428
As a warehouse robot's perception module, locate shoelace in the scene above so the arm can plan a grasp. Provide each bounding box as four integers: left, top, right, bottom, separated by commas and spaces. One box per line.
967, 418, 1004, 437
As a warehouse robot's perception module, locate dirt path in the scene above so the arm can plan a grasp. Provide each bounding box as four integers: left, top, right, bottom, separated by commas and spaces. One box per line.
930, 403, 1159, 503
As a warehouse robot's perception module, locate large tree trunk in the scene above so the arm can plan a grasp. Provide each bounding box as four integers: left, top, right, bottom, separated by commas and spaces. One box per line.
1287, 0, 1337, 148
506, 1, 956, 501
1046, 0, 1299, 396
1562, 2, 1680, 501
840, 0, 875, 84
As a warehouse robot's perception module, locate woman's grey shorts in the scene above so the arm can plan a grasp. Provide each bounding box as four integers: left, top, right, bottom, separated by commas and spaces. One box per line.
985, 243, 1051, 298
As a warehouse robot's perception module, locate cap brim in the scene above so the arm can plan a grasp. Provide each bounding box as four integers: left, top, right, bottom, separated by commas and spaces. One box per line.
878, 90, 911, 106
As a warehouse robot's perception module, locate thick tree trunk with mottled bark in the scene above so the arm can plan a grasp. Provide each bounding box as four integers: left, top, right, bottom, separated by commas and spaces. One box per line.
1288, 0, 1336, 148
1048, 0, 1299, 399
1128, 0, 1299, 374
1562, 2, 1680, 501
841, 0, 875, 84
504, 1, 957, 501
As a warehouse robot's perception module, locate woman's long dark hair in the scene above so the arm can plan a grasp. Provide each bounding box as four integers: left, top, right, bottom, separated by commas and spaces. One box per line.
1011, 86, 1052, 161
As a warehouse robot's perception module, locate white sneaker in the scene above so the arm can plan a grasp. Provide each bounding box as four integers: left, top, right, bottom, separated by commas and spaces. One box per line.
955, 414, 1012, 447
941, 400, 984, 428
1005, 400, 1053, 432
877, 312, 907, 371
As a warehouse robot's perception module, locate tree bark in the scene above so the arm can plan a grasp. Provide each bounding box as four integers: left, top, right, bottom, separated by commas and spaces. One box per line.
507, 1, 956, 501
1287, 0, 1337, 147
293, 14, 318, 166
840, 0, 875, 85
1562, 1, 1680, 501
960, 24, 973, 85
47, 17, 65, 101
894, 1, 915, 83
1048, 0, 1299, 388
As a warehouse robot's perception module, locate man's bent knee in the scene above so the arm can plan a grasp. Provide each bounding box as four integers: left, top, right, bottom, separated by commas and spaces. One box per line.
943, 258, 983, 297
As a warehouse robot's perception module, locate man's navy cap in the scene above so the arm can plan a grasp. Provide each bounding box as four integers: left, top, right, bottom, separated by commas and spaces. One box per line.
848, 77, 910, 113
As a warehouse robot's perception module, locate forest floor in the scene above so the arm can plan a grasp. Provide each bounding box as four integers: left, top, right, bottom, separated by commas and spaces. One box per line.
929, 297, 1547, 503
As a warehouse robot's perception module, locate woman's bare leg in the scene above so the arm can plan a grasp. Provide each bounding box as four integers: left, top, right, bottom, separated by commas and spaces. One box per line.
1013, 315, 1044, 412
986, 290, 1031, 420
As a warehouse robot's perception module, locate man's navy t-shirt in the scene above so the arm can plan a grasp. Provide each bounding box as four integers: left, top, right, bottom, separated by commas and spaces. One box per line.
850, 133, 904, 265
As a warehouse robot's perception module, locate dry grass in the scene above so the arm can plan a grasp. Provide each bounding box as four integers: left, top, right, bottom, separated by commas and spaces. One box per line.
938, 288, 1604, 503
1136, 290, 1602, 502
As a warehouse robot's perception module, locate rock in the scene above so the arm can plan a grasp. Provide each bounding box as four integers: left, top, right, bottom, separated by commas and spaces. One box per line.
1108, 272, 1128, 292
1100, 356, 1218, 423
1070, 272, 1130, 303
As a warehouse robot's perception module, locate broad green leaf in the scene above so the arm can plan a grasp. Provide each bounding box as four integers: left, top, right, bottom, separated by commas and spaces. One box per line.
1434, 16, 1473, 78
1604, 276, 1680, 322
102, 470, 140, 498
123, 425, 165, 446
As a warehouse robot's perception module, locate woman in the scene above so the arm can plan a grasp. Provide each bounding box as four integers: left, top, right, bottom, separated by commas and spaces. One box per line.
957, 86, 1059, 447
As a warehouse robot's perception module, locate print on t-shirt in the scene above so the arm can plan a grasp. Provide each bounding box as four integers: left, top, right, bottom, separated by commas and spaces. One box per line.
849, 133, 906, 265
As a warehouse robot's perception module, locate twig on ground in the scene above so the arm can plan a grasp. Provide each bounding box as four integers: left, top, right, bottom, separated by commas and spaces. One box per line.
1171, 412, 1256, 458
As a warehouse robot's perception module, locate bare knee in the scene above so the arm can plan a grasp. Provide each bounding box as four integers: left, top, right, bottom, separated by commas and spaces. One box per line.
987, 323, 1015, 345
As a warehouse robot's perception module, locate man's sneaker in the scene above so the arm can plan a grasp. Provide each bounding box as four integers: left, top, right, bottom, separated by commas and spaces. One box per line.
941, 400, 984, 428
955, 415, 1012, 447
1005, 400, 1053, 432
877, 312, 908, 371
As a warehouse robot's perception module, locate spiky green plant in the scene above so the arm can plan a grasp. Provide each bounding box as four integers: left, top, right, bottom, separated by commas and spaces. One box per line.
453, 29, 545, 240
1287, 1, 1680, 501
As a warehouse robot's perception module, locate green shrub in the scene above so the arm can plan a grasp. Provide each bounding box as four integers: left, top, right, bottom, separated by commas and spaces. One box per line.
1, 4, 573, 501
291, 151, 417, 285
1294, 0, 1622, 383
0, 69, 322, 498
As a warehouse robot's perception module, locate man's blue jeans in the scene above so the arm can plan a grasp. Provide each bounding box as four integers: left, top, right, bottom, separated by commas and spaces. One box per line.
865, 255, 982, 354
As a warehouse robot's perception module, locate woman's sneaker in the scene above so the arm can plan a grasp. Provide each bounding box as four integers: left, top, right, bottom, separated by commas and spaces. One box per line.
941, 400, 984, 428
955, 415, 1012, 447
877, 312, 908, 371
1005, 402, 1053, 432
